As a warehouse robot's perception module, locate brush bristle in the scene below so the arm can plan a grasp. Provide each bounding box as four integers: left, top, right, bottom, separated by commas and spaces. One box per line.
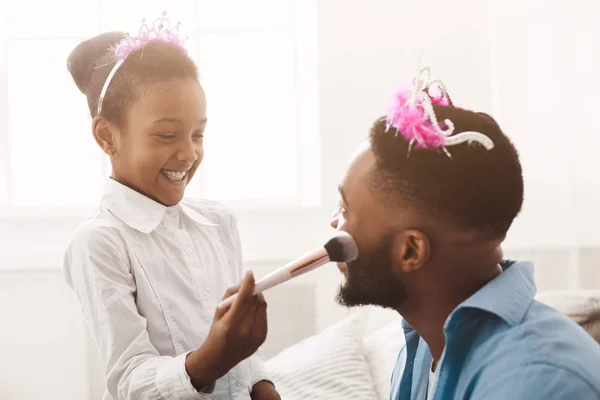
323, 231, 359, 262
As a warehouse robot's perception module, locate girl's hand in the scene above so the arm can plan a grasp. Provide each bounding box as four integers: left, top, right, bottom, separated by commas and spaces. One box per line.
209, 270, 269, 364
186, 271, 268, 390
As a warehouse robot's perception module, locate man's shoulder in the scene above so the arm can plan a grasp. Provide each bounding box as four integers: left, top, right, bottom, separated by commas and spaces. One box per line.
468, 361, 600, 399
470, 303, 600, 393
517, 299, 600, 364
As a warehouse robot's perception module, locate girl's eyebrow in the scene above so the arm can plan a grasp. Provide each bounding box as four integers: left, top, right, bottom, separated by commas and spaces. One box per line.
153, 117, 208, 124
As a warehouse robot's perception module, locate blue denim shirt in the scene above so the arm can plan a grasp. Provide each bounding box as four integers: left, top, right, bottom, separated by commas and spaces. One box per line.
390, 260, 600, 400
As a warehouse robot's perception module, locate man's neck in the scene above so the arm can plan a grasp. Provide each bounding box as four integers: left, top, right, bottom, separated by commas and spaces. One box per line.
398, 264, 503, 363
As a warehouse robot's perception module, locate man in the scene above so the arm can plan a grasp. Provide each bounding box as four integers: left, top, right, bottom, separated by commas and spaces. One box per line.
331, 70, 600, 399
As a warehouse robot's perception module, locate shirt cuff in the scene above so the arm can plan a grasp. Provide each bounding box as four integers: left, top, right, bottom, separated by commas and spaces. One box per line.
252, 374, 274, 387
155, 352, 212, 400
249, 355, 272, 387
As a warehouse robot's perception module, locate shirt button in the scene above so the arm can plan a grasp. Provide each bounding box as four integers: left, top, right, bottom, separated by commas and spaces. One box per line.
203, 289, 210, 298
185, 245, 193, 255
167, 209, 176, 217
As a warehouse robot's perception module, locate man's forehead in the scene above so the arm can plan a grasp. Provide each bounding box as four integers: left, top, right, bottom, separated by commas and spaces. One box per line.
350, 140, 371, 160
341, 144, 376, 199
340, 143, 398, 241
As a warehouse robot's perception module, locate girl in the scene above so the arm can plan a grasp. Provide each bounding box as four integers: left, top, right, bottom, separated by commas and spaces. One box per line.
62, 13, 280, 400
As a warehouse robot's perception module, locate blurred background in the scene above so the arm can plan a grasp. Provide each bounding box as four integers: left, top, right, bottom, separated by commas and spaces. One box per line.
0, 0, 599, 398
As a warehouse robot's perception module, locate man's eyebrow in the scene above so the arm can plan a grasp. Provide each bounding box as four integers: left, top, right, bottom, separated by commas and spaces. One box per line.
338, 185, 349, 206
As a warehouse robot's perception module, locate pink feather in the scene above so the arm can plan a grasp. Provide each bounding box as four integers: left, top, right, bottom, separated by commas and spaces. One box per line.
113, 12, 186, 61
385, 87, 449, 149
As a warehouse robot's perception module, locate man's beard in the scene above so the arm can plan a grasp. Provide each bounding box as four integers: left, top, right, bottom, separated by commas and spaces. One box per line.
335, 234, 408, 309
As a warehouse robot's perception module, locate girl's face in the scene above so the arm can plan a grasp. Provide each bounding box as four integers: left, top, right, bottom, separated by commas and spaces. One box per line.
110, 78, 207, 206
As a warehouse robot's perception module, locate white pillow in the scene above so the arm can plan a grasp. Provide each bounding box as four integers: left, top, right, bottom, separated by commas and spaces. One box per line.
265, 313, 378, 400
362, 320, 406, 400
358, 306, 400, 334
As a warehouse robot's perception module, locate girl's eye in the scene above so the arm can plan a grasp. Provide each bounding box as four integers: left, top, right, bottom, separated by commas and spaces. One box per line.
192, 132, 204, 140
157, 134, 176, 140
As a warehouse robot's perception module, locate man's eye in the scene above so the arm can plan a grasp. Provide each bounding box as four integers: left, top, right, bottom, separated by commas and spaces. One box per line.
157, 134, 176, 140
333, 201, 346, 216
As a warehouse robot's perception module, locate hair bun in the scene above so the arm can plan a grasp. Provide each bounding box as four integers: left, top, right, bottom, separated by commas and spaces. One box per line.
67, 31, 126, 94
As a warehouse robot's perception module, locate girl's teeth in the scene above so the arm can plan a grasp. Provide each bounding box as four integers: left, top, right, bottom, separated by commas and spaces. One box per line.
162, 170, 187, 181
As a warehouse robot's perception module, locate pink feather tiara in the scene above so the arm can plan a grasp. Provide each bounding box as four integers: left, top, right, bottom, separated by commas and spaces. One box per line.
113, 11, 186, 61
97, 11, 187, 115
385, 66, 494, 156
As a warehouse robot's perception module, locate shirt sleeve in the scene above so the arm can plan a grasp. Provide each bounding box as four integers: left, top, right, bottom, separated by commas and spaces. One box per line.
471, 363, 600, 400
228, 212, 273, 388
248, 353, 271, 386
63, 225, 210, 400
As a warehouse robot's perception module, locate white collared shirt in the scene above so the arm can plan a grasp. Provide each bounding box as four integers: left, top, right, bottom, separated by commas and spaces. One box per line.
63, 178, 269, 400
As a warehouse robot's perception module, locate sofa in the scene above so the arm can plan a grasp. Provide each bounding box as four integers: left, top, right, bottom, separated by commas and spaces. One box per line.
264, 291, 600, 400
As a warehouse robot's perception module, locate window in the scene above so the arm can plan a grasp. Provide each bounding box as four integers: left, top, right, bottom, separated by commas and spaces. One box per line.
0, 0, 319, 211
194, 32, 298, 202
7, 39, 104, 206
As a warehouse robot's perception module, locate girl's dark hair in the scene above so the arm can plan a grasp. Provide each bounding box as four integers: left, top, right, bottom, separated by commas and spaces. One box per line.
67, 32, 198, 127
369, 105, 524, 238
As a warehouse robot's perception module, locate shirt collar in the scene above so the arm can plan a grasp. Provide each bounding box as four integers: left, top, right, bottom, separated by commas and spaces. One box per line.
448, 260, 537, 327
401, 260, 537, 335
100, 178, 217, 233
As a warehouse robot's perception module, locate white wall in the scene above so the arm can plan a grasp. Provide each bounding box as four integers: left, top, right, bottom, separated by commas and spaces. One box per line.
2, 0, 600, 398
0, 270, 88, 399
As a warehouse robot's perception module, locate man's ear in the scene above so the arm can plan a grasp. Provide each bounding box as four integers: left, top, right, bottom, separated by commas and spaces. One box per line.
391, 230, 430, 273
92, 116, 120, 155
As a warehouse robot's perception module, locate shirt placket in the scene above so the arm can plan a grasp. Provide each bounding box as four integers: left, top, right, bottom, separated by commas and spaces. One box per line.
174, 229, 212, 313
